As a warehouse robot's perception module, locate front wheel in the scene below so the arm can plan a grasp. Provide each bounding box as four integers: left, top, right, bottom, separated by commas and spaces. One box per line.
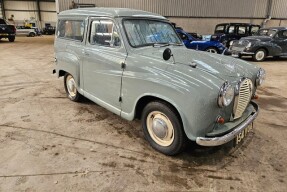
205, 47, 219, 54
64, 73, 81, 102
141, 101, 186, 155
253, 49, 266, 62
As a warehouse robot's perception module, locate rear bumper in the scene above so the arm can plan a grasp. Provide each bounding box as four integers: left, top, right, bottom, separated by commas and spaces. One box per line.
0, 34, 15, 38
196, 102, 259, 146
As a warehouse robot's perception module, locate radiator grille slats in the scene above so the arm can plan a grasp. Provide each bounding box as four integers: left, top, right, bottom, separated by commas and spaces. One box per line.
233, 79, 253, 119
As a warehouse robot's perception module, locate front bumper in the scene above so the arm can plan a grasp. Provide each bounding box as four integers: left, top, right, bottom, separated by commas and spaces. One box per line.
196, 102, 259, 146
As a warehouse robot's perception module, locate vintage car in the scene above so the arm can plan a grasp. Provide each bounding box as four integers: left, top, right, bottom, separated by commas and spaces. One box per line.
212, 23, 261, 47
176, 28, 227, 54
230, 27, 287, 61
0, 18, 16, 42
53, 8, 265, 155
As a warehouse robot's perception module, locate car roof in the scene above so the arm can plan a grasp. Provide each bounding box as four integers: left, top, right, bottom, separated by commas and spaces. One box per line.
260, 27, 287, 30
216, 23, 260, 26
59, 7, 166, 20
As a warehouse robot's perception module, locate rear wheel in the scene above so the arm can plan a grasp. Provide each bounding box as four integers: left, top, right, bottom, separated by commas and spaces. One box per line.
8, 37, 15, 42
64, 73, 81, 102
205, 47, 219, 54
29, 32, 35, 37
141, 101, 186, 155
253, 49, 266, 62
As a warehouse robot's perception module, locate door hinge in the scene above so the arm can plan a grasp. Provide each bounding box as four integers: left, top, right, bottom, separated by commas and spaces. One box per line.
119, 96, 122, 102
121, 62, 126, 69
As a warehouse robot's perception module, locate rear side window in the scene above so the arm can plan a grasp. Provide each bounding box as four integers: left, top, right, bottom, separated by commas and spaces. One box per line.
215, 25, 225, 33
0, 19, 6, 24
251, 26, 260, 35
57, 20, 84, 41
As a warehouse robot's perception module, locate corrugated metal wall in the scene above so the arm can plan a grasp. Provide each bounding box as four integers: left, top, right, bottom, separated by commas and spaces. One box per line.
0, 2, 3, 18
58, 0, 287, 19
271, 0, 287, 19
3, 0, 56, 27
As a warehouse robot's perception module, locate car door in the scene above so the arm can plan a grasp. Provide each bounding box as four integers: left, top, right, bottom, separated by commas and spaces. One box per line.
273, 30, 287, 54
82, 18, 127, 114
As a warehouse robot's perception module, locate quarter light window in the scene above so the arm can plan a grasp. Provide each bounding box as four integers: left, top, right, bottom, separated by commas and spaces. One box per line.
57, 20, 84, 41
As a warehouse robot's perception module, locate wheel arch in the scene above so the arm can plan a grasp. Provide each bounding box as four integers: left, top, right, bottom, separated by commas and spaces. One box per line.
205, 46, 219, 53
134, 95, 185, 130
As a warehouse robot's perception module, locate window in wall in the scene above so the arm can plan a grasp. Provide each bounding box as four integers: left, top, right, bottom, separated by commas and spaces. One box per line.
89, 20, 121, 47
57, 20, 85, 41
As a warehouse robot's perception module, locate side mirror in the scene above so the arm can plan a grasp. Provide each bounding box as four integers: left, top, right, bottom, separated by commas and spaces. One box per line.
163, 48, 172, 61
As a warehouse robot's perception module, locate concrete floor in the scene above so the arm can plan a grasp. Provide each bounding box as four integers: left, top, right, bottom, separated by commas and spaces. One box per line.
0, 36, 286, 192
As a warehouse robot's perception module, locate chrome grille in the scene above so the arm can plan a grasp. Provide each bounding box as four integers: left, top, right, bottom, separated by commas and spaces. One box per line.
233, 79, 253, 119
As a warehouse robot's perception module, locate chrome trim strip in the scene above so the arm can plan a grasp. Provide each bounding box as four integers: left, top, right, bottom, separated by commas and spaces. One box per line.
196, 102, 259, 146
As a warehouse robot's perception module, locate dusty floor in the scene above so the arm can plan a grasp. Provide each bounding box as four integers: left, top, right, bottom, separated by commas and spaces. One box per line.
0, 36, 286, 192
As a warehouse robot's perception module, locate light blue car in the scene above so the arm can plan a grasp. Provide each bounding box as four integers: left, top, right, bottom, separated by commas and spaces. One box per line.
54, 8, 265, 155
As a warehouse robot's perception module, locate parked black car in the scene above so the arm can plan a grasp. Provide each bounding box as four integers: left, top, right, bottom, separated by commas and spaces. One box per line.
0, 18, 16, 42
42, 26, 55, 35
212, 23, 261, 47
229, 27, 287, 61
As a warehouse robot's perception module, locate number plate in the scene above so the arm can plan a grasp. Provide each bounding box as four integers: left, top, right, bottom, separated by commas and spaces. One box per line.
234, 124, 253, 145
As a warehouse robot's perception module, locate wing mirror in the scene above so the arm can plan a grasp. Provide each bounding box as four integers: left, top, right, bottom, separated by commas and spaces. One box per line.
163, 48, 175, 63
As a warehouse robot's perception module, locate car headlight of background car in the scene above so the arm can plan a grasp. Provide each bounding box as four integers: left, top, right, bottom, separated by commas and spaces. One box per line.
218, 82, 234, 107
256, 68, 266, 86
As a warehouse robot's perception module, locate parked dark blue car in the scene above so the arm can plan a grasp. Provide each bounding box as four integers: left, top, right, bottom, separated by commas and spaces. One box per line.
176, 28, 227, 54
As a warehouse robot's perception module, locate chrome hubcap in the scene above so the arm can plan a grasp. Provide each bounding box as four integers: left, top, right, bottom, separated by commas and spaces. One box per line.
66, 75, 77, 97
256, 51, 265, 61
207, 48, 217, 53
147, 111, 174, 146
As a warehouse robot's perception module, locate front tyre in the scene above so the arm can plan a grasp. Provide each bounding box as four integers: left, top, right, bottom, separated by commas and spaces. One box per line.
253, 49, 266, 62
64, 73, 81, 102
141, 101, 186, 155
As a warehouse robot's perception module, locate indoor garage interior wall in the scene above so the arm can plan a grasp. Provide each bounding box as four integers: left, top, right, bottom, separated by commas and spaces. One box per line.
1, 0, 56, 28
58, 0, 287, 34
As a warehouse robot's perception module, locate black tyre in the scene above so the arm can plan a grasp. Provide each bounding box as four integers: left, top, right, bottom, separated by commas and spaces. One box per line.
141, 101, 186, 155
205, 47, 219, 54
8, 37, 15, 42
29, 32, 35, 37
64, 73, 81, 102
253, 48, 266, 62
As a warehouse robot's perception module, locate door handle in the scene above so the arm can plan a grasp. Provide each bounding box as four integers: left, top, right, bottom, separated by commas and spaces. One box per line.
84, 52, 89, 56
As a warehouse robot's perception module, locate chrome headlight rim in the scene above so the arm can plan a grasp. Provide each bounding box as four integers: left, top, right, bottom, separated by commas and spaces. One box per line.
218, 82, 235, 108
256, 68, 266, 86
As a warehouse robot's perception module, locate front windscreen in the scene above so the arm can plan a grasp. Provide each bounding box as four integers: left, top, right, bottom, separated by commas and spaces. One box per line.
123, 19, 181, 47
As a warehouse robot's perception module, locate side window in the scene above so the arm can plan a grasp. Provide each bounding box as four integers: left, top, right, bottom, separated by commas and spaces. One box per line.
277, 30, 287, 39
57, 20, 84, 41
89, 20, 121, 47
228, 26, 235, 34
238, 26, 246, 35
251, 26, 260, 35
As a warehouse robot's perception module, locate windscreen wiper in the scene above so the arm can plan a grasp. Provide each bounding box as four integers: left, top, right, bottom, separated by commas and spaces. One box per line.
152, 42, 183, 47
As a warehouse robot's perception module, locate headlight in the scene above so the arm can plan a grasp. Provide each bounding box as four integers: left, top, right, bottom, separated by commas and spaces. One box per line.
229, 41, 233, 46
218, 82, 234, 107
246, 42, 252, 48
256, 68, 266, 86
